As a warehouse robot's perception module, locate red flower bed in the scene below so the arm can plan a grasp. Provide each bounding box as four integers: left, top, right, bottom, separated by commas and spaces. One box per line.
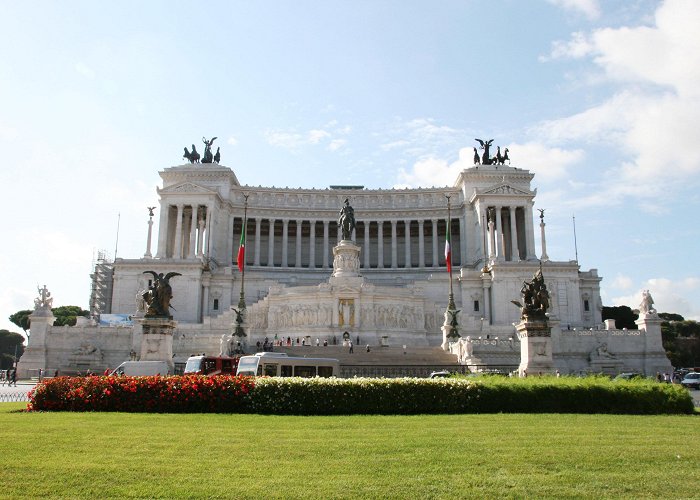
28, 375, 255, 413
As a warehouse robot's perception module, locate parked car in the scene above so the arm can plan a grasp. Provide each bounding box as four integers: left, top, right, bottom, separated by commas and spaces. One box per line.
680, 372, 700, 390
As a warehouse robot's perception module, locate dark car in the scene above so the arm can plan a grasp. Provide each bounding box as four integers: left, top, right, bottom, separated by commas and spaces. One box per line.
680, 372, 700, 390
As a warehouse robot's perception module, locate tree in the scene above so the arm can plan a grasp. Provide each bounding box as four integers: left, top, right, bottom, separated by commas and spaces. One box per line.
660, 315, 700, 368
602, 305, 638, 330
9, 305, 90, 332
51, 306, 90, 327
0, 329, 25, 370
9, 309, 32, 332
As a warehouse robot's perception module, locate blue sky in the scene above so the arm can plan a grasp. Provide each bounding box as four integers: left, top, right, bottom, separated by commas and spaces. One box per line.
1, 0, 699, 336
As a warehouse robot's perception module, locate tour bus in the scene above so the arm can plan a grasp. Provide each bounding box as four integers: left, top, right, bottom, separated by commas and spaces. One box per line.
183, 355, 241, 376
236, 352, 340, 378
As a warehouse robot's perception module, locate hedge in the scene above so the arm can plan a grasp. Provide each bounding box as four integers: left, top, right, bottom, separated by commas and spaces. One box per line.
28, 375, 694, 414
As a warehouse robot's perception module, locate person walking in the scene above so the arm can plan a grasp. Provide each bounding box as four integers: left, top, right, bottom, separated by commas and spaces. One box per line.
348, 340, 354, 354
10, 368, 17, 387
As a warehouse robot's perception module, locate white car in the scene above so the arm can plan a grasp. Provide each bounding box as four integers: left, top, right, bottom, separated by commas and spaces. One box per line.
680, 372, 700, 390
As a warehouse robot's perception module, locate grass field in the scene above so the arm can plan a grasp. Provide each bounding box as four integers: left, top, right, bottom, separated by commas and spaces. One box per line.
0, 403, 697, 498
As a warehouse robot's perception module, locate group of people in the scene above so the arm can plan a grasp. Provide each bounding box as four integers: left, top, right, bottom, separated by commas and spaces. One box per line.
0, 368, 17, 386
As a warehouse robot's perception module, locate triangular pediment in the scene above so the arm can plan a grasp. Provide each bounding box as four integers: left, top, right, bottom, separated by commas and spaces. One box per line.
481, 184, 532, 196
158, 182, 218, 195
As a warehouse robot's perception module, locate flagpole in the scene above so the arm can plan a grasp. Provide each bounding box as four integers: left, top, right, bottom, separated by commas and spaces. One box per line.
446, 195, 456, 311
238, 194, 249, 311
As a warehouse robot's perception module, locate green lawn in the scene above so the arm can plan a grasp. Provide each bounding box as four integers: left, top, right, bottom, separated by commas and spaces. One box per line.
1, 403, 697, 498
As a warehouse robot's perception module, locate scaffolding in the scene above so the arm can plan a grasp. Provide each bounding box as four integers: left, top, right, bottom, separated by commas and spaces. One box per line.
89, 250, 114, 318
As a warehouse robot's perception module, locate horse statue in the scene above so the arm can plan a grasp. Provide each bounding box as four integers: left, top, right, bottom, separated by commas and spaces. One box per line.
213, 147, 220, 164
473, 147, 481, 165
190, 145, 200, 163
338, 198, 356, 241
475, 139, 494, 165
502, 148, 510, 164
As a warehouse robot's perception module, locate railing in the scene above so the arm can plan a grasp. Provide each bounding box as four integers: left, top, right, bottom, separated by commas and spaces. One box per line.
0, 392, 30, 403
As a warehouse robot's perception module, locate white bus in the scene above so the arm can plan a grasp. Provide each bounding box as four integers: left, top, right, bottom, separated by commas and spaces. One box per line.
236, 352, 340, 378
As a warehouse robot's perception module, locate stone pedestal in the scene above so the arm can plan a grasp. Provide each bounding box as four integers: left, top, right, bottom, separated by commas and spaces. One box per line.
636, 313, 673, 375
138, 318, 176, 372
515, 320, 554, 377
331, 240, 361, 278
16, 309, 54, 379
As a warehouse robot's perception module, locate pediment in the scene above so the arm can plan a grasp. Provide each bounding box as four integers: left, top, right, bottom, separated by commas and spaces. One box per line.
481, 184, 532, 196
158, 182, 218, 195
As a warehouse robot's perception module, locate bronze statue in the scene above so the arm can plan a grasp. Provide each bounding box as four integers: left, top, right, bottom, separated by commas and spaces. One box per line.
511, 268, 550, 322
213, 147, 220, 164
142, 271, 182, 318
201, 137, 217, 163
475, 139, 494, 165
147, 206, 156, 217
183, 145, 200, 164
473, 147, 480, 165
338, 198, 356, 240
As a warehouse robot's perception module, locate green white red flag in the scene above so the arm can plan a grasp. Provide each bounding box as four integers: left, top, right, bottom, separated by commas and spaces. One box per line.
445, 219, 452, 274
237, 224, 246, 272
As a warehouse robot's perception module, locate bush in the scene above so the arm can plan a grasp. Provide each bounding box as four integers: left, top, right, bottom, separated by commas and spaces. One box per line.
28, 375, 694, 415
28, 375, 254, 413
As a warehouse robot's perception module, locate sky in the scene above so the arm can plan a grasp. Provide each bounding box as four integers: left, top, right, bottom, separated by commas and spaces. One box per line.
1, 0, 699, 338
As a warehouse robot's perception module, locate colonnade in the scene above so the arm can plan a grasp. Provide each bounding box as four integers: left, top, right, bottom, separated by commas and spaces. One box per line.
233, 217, 463, 270
478, 204, 535, 262
156, 203, 211, 259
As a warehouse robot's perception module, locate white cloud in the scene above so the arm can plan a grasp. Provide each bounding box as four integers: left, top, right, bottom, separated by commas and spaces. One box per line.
610, 273, 634, 290
227, 136, 238, 146
308, 129, 331, 144
75, 62, 95, 79
611, 277, 700, 319
327, 139, 347, 152
381, 117, 466, 160
546, 0, 601, 20
507, 142, 585, 182
538, 0, 700, 196
264, 130, 305, 151
396, 157, 457, 188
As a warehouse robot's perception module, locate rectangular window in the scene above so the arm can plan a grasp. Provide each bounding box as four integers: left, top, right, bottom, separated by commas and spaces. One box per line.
280, 365, 293, 377
294, 365, 316, 378
213, 299, 219, 311
317, 366, 334, 378
263, 364, 278, 376
474, 300, 480, 312
584, 299, 590, 312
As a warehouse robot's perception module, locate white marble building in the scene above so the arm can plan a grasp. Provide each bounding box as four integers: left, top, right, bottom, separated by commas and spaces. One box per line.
17, 156, 672, 376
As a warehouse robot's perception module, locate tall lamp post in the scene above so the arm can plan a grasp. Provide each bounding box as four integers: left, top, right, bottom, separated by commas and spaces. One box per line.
445, 195, 459, 339
234, 194, 249, 343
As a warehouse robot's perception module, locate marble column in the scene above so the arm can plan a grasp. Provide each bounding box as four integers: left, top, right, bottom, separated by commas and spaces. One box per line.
323, 220, 329, 268
173, 204, 184, 259
431, 219, 438, 267
525, 203, 536, 260
418, 220, 425, 268
197, 211, 205, 257
254, 218, 262, 266
295, 219, 302, 267
204, 205, 212, 258
488, 212, 496, 260
267, 218, 275, 267
364, 222, 370, 269
187, 206, 197, 259
144, 214, 154, 258
156, 204, 169, 258
509, 206, 519, 261
377, 221, 384, 268
404, 220, 411, 268
459, 216, 467, 266
282, 219, 289, 267
495, 206, 505, 261
309, 220, 316, 268
391, 220, 398, 268
540, 216, 549, 262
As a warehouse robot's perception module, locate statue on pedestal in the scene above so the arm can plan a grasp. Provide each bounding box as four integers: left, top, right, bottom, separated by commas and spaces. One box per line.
142, 271, 181, 318
201, 136, 217, 163
511, 269, 550, 322
638, 290, 657, 315
338, 198, 356, 240
34, 285, 53, 311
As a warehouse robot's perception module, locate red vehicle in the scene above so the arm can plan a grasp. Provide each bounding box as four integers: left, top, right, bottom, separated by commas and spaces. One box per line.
183, 355, 241, 375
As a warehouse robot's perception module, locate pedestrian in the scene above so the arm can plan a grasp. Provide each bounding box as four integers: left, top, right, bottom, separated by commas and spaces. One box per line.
366, 344, 370, 353
556, 370, 561, 378
348, 341, 354, 354
0, 369, 5, 386
316, 338, 320, 347
10, 368, 17, 387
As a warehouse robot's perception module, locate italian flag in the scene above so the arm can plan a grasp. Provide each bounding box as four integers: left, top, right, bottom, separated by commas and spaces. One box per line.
237, 224, 246, 272
444, 218, 452, 274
